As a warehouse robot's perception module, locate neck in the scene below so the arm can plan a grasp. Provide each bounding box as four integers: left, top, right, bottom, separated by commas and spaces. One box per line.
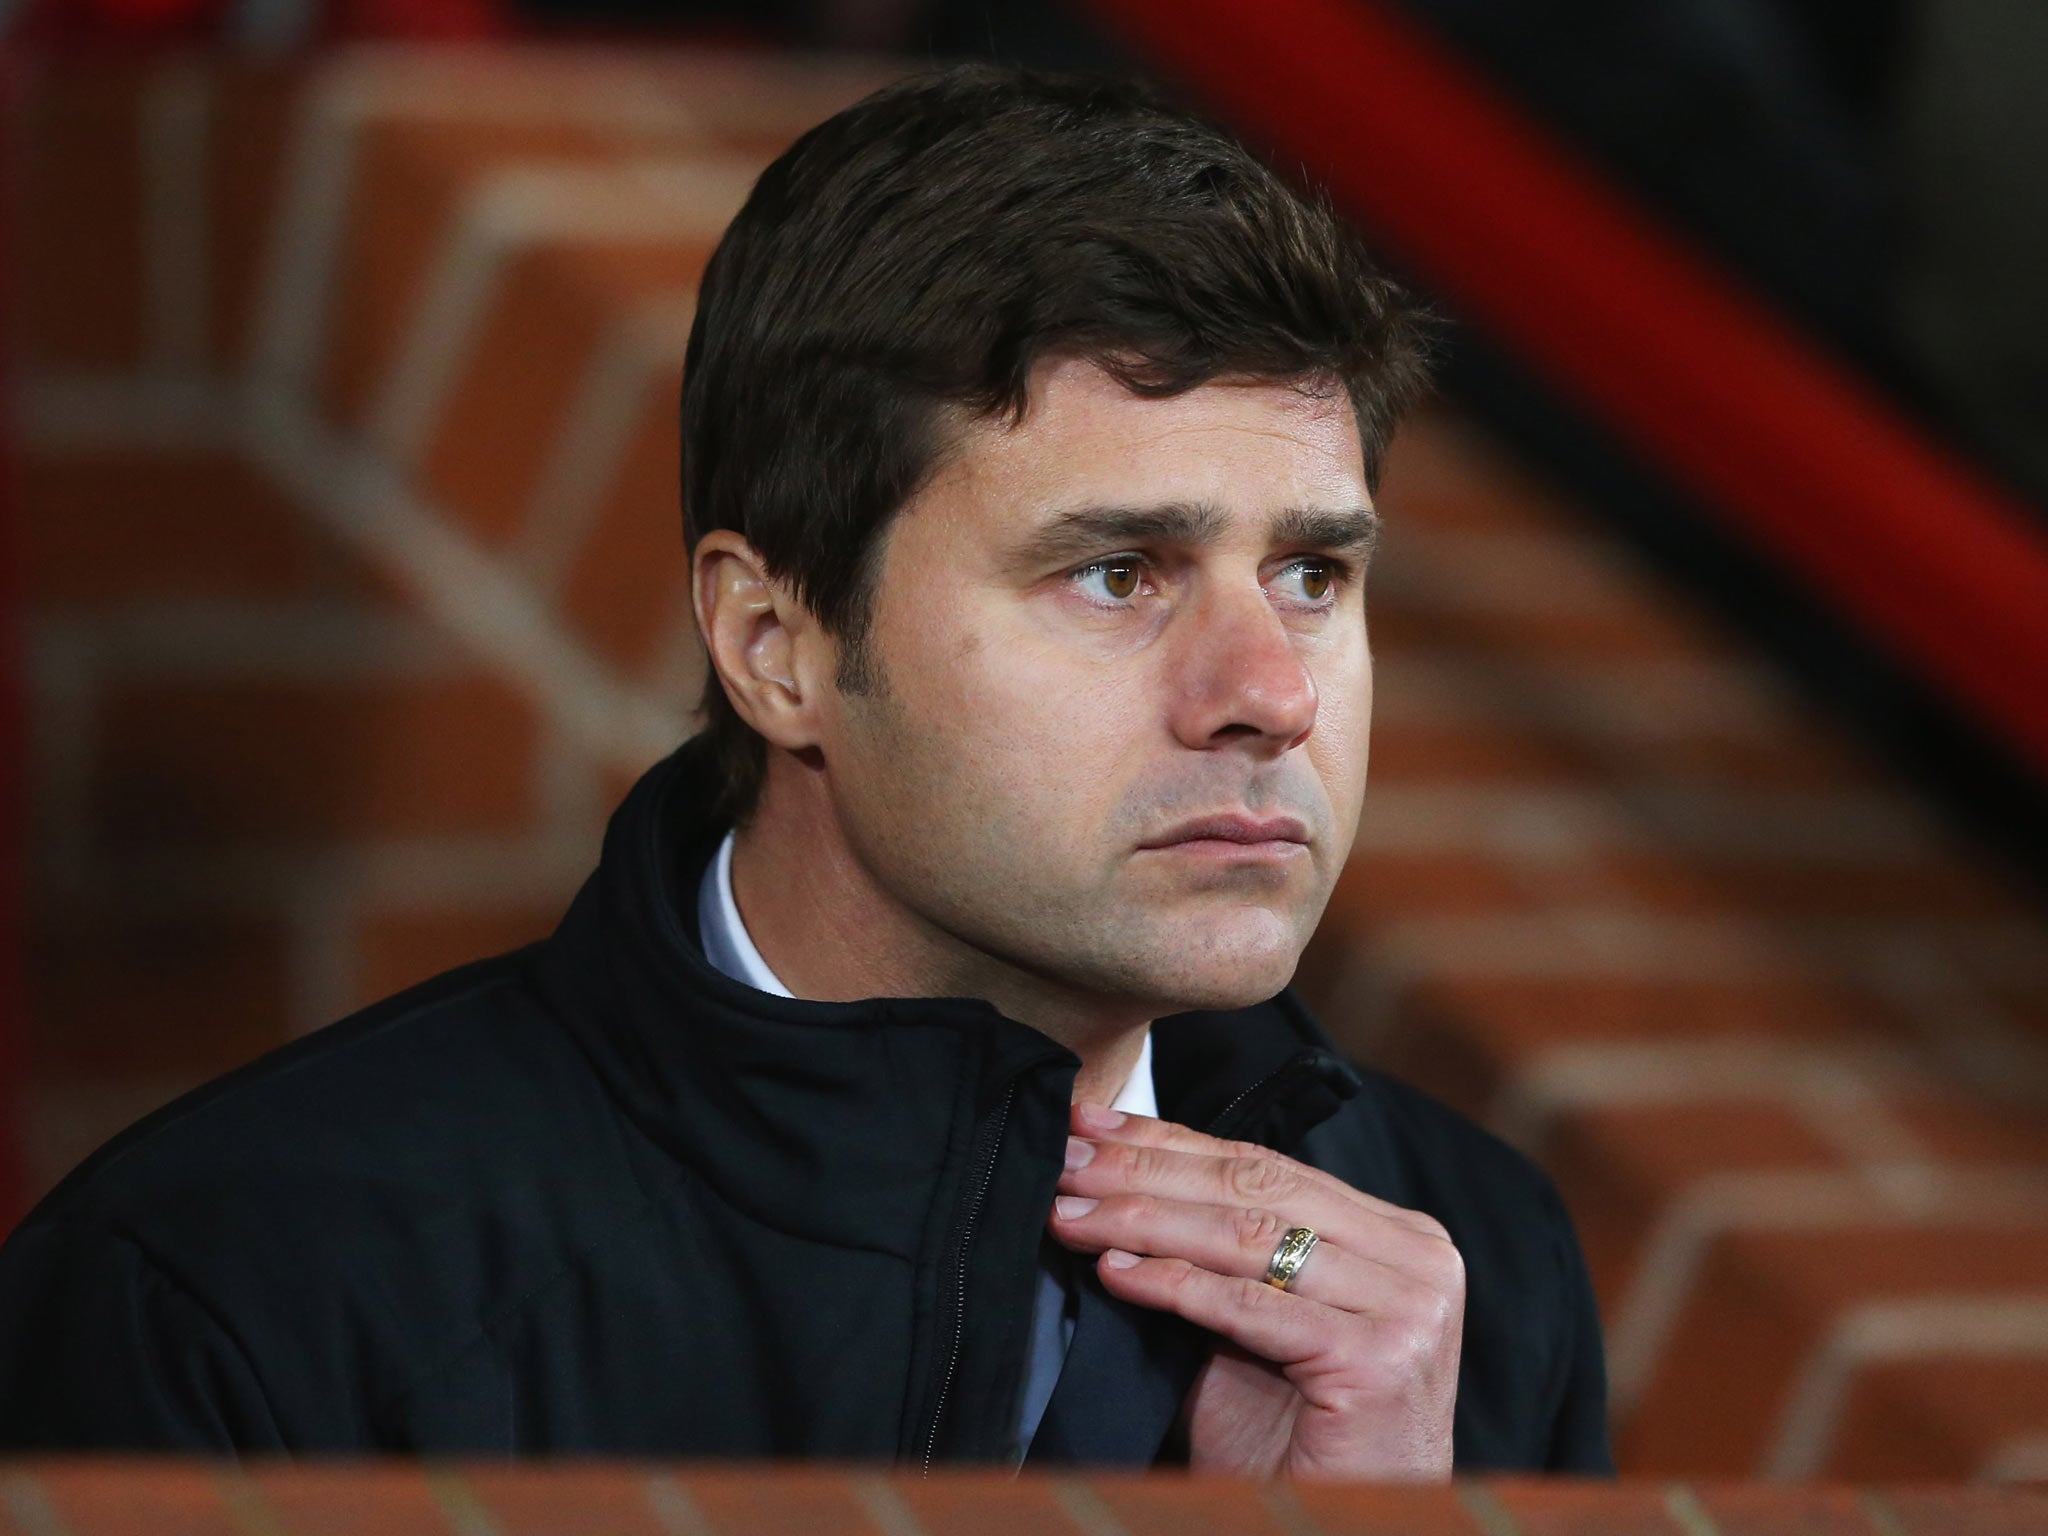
728, 755, 1152, 1105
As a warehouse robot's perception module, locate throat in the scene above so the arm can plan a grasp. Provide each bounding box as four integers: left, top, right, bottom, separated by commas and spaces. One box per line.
1071, 1026, 1154, 1113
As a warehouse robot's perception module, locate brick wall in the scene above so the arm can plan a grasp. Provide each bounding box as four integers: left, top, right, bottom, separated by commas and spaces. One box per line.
9, 49, 2048, 1482
1, 1463, 2044, 1534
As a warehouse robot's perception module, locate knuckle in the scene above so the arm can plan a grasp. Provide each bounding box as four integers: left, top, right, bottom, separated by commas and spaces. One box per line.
1386, 1277, 1462, 1346
1412, 1213, 1453, 1248
1230, 1272, 1278, 1314
1423, 1232, 1467, 1295
1157, 1256, 1199, 1293
1227, 1152, 1296, 1205
1122, 1142, 1172, 1186
1232, 1205, 1289, 1253
1119, 1191, 1167, 1228
1439, 1241, 1468, 1296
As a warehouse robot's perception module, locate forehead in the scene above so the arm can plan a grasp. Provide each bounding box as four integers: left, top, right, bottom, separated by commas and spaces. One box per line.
923, 357, 1370, 534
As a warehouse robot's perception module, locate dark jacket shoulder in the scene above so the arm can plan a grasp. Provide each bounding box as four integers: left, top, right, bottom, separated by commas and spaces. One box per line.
0, 949, 658, 1448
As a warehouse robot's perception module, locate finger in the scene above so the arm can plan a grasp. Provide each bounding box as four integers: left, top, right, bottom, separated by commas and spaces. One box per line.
1048, 1191, 1423, 1314
1092, 1249, 1339, 1369
1069, 1103, 1444, 1239
1061, 1135, 1460, 1287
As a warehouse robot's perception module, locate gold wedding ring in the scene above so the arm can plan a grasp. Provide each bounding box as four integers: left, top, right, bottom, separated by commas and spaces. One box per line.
1264, 1226, 1319, 1292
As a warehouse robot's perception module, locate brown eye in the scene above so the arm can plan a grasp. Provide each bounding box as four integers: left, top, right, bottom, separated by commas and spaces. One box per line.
1102, 563, 1141, 600
1273, 559, 1340, 606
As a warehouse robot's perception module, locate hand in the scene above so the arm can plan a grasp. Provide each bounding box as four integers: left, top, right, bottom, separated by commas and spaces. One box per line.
1048, 1102, 1463, 1480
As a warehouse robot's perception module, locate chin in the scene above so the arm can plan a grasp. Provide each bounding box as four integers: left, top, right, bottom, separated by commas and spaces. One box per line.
1131, 913, 1306, 1014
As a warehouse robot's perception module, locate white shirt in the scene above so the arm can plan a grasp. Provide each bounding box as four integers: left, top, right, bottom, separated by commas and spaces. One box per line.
696, 829, 1156, 1453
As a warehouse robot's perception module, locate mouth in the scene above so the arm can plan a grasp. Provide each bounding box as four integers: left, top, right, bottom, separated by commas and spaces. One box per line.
1138, 813, 1312, 859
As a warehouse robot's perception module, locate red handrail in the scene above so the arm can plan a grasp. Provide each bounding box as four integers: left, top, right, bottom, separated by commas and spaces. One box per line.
1089, 0, 2048, 779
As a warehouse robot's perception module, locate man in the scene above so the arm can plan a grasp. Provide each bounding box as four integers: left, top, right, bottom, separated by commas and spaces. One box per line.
0, 64, 1609, 1475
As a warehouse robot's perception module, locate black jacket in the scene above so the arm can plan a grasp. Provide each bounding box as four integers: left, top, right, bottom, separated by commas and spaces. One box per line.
0, 739, 1611, 1469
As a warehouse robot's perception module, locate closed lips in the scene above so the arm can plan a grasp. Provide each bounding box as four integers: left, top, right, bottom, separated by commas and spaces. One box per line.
1142, 815, 1310, 847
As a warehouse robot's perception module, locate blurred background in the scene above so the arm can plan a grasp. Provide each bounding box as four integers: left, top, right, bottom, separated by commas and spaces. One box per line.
3, 0, 2047, 1486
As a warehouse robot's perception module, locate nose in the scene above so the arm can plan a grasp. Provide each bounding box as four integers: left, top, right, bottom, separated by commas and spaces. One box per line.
1168, 580, 1319, 756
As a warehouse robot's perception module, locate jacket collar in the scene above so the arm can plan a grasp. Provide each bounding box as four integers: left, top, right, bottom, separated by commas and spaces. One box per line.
536, 738, 1360, 1252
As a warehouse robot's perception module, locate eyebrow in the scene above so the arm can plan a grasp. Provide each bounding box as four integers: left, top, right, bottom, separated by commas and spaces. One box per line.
1272, 504, 1382, 558
1010, 500, 1380, 571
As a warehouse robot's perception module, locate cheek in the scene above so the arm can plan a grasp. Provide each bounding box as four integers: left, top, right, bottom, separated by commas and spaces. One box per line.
901, 601, 1152, 747
1308, 647, 1373, 807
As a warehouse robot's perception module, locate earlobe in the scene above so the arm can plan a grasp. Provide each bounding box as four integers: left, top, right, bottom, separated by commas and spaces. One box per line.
693, 532, 819, 750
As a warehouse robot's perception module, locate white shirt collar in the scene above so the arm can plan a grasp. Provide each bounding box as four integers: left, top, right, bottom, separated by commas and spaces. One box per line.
698, 829, 1157, 1114
698, 828, 795, 999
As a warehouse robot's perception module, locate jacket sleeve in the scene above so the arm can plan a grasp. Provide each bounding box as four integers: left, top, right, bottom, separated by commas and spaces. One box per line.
1541, 1181, 1615, 1473
0, 1219, 287, 1452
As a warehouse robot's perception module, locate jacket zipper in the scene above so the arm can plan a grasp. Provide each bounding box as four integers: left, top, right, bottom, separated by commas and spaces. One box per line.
919, 1081, 1016, 1473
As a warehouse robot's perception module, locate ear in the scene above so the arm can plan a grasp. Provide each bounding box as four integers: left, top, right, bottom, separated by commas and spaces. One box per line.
692, 530, 830, 751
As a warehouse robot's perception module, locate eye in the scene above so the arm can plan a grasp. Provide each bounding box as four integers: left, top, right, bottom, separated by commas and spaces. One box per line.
1272, 558, 1340, 606
1074, 558, 1148, 605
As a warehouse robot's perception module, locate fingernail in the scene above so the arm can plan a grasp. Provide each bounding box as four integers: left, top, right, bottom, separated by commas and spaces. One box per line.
1053, 1196, 1098, 1219
1075, 1103, 1126, 1132
1102, 1249, 1141, 1270
1064, 1137, 1095, 1171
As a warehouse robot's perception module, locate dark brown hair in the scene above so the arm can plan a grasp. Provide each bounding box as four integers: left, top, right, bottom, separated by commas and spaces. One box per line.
681, 63, 1431, 824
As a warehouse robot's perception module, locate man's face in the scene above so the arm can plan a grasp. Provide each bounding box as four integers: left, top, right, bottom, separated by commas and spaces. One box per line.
815, 357, 1375, 1017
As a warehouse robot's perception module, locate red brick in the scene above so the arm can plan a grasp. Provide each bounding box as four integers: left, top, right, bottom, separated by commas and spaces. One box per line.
91, 674, 539, 849
1585, 851, 2025, 923
28, 910, 288, 1079
3, 1464, 2046, 1532
1544, 1103, 1844, 1324
207, 63, 302, 371
899, 1472, 1091, 1536
1690, 1483, 1880, 1536
16, 68, 149, 368
457, 1465, 675, 1536
1364, 715, 1878, 796
29, 1461, 234, 1536
1374, 722, 1874, 797
1286, 1480, 1485, 1535
1829, 1358, 2048, 1481
1401, 974, 1893, 1054
316, 120, 619, 432
1366, 718, 1591, 785
1371, 586, 1726, 664
1488, 1477, 1686, 1535
1608, 730, 1874, 791
20, 451, 337, 604
1377, 479, 1564, 536
1323, 849, 1558, 922
244, 1462, 458, 1536
1624, 1225, 2048, 1474
677, 1466, 883, 1536
352, 902, 568, 1011
558, 385, 690, 677
1304, 970, 1899, 1140
1089, 1475, 1292, 1536
1883, 1091, 2048, 1166
417, 240, 710, 549
1881, 1487, 2048, 1536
